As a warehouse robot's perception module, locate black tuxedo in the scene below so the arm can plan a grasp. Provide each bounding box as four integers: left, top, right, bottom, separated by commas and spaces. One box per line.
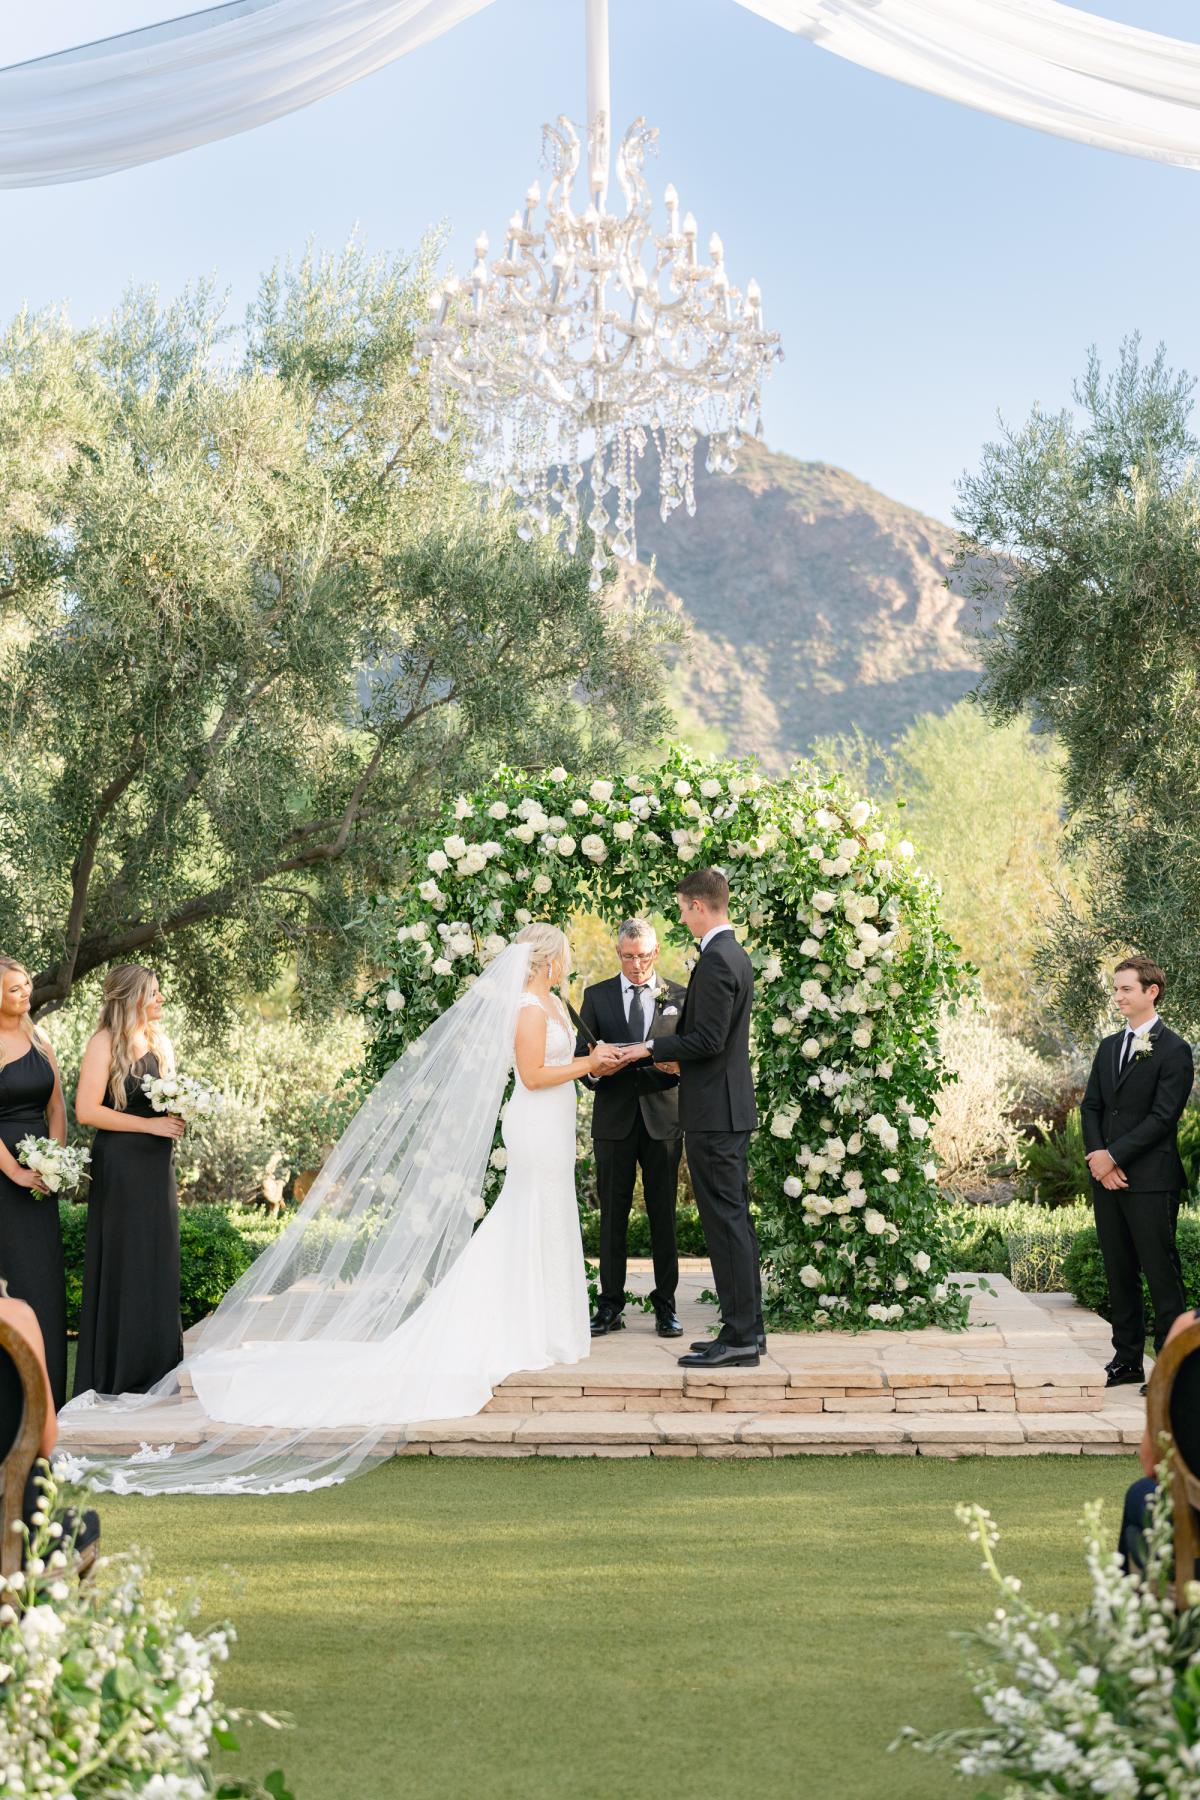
576, 976, 686, 1309
647, 929, 762, 1344
1081, 1019, 1193, 1362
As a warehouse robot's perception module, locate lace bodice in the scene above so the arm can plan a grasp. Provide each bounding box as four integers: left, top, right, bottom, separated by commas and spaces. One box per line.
517, 993, 575, 1068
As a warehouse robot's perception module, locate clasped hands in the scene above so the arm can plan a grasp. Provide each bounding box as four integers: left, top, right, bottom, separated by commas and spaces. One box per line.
587, 1042, 679, 1078
1085, 1147, 1128, 1190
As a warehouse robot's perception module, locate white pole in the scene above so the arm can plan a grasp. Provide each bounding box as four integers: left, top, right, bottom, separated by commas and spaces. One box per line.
585, 0, 610, 202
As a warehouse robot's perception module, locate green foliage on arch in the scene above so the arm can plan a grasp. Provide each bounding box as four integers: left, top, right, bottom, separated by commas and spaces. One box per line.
363, 747, 972, 1329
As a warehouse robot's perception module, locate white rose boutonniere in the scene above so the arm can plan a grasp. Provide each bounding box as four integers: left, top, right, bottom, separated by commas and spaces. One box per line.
1132, 1027, 1155, 1061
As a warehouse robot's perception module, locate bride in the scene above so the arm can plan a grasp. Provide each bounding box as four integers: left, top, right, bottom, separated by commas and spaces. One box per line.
62, 925, 632, 1494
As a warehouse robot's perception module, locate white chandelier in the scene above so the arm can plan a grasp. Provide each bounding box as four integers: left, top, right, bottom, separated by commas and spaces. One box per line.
415, 0, 782, 589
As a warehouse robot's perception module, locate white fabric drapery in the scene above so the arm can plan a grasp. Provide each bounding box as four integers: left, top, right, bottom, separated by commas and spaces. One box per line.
5, 0, 1200, 187
0, 0, 497, 187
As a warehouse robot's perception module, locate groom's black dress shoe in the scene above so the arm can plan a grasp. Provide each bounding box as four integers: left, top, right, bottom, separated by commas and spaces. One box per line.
653, 1300, 682, 1337
678, 1341, 760, 1369
690, 1334, 767, 1355
590, 1302, 626, 1337
1105, 1362, 1145, 1388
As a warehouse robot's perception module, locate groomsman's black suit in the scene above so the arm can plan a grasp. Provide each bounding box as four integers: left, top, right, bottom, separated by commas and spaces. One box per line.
645, 928, 762, 1346
576, 975, 687, 1312
1081, 1018, 1193, 1367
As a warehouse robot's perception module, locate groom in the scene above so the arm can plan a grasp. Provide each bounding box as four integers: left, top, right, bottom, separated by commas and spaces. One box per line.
624, 868, 763, 1368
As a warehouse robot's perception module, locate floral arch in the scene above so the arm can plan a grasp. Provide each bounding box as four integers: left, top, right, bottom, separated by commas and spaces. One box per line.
364, 748, 971, 1330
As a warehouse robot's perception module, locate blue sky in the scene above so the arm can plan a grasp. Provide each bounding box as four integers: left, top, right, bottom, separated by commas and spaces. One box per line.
2, 0, 1198, 524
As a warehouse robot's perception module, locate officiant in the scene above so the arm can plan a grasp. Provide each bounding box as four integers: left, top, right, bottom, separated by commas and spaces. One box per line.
576, 920, 686, 1340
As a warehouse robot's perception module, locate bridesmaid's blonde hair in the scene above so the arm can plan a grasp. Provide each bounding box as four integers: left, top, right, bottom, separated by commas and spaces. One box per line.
98, 964, 171, 1109
515, 923, 571, 985
0, 959, 50, 1068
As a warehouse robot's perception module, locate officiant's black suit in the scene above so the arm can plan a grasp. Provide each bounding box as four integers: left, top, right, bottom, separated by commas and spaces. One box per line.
646, 930, 762, 1346
576, 976, 686, 1310
1081, 1019, 1193, 1366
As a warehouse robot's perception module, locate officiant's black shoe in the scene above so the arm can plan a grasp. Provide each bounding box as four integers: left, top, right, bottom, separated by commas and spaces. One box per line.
678, 1341, 760, 1369
590, 1302, 626, 1337
689, 1334, 767, 1354
653, 1302, 683, 1338
1105, 1362, 1145, 1388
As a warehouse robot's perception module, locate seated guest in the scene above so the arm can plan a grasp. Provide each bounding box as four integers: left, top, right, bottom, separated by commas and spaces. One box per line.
1120, 1304, 1200, 1574
0, 1280, 99, 1556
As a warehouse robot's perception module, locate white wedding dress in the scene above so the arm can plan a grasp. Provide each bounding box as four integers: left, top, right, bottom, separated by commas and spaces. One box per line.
187, 990, 590, 1431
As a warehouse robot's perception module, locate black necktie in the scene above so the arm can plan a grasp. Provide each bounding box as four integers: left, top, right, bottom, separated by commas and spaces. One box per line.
627, 983, 649, 1039
1119, 1030, 1134, 1072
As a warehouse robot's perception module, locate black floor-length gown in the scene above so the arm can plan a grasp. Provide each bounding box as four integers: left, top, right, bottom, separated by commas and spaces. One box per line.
74, 1053, 183, 1398
0, 1047, 67, 1408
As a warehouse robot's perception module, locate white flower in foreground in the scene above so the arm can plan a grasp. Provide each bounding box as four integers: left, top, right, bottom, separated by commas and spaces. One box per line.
799, 1265, 822, 1289
894, 1273, 909, 1292
783, 1176, 803, 1198
908, 1115, 929, 1139
426, 849, 449, 874
772, 1017, 792, 1036
851, 1025, 873, 1049
700, 778, 722, 798
845, 948, 866, 970
512, 822, 536, 844
432, 957, 453, 977
882, 1168, 900, 1184
532, 873, 553, 894
385, 989, 406, 1013
482, 934, 508, 960
866, 830, 886, 852
418, 879, 440, 902
612, 820, 636, 841
912, 1250, 931, 1273
897, 839, 914, 859
515, 907, 533, 925
571, 797, 590, 817
580, 834, 607, 863
454, 795, 474, 820
864, 1209, 887, 1236
410, 921, 430, 940
849, 800, 871, 829
800, 937, 820, 957
866, 1303, 888, 1322
589, 779, 614, 803
548, 766, 569, 783
814, 807, 838, 830
760, 954, 783, 983
443, 834, 468, 860
556, 834, 576, 856
801, 1037, 821, 1060
770, 1108, 800, 1140
673, 778, 692, 797
811, 890, 836, 913
489, 1148, 508, 1169
488, 801, 510, 820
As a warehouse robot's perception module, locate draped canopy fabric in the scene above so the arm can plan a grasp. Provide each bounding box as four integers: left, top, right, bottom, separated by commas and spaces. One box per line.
3, 0, 1200, 186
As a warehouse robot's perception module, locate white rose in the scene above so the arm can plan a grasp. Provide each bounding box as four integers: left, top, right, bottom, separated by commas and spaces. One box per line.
863, 1209, 887, 1236
908, 1116, 929, 1139
866, 831, 886, 852
913, 1250, 931, 1274
673, 779, 692, 797
418, 879, 440, 902
799, 1265, 822, 1289
385, 989, 406, 1013
798, 938, 819, 958
801, 1037, 820, 1060
448, 933, 473, 958
489, 1148, 508, 1170
426, 849, 449, 874
443, 834, 468, 860
453, 796, 474, 821
811, 890, 835, 913
894, 1274, 909, 1292
849, 801, 871, 829
837, 838, 859, 863
556, 835, 576, 856
612, 820, 636, 841
771, 1017, 792, 1036
411, 921, 430, 941
571, 798, 590, 817
581, 834, 607, 863
845, 949, 866, 971
513, 823, 536, 844
548, 767, 569, 784
876, 1061, 894, 1079
532, 873, 553, 895
589, 780, 614, 803
700, 778, 722, 798
488, 801, 510, 820
760, 954, 783, 984
770, 1109, 799, 1140
432, 957, 453, 977
783, 1176, 803, 1198
515, 908, 533, 925
880, 1125, 899, 1152
897, 839, 914, 859
851, 1026, 873, 1049
882, 1168, 900, 1184
924, 1160, 938, 1181
814, 808, 838, 829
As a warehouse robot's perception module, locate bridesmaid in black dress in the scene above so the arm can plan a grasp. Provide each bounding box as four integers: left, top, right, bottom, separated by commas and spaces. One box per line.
0, 958, 69, 1409
73, 964, 185, 1398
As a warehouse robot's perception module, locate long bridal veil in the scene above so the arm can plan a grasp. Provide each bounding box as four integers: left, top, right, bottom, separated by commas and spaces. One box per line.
62, 941, 533, 1494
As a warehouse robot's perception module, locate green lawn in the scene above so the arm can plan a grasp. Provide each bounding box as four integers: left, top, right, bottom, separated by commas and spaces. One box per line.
92, 1454, 1135, 1800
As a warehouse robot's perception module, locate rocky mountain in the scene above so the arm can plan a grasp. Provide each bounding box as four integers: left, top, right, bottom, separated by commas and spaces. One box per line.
628, 439, 998, 770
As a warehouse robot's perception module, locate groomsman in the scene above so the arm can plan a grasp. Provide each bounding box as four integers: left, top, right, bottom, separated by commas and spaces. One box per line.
1081, 956, 1192, 1390
576, 921, 687, 1339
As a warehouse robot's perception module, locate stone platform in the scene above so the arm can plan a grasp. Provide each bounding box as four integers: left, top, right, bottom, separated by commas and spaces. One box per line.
58, 1266, 1144, 1463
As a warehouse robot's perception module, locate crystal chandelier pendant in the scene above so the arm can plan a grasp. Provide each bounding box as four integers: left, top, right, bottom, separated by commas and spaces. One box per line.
415, 0, 783, 590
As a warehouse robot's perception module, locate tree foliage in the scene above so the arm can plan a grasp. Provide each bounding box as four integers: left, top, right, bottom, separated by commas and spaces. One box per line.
0, 244, 679, 1018
956, 337, 1200, 1037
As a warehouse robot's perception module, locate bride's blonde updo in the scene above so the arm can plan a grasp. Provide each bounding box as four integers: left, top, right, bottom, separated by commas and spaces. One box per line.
515, 923, 571, 986
98, 963, 170, 1108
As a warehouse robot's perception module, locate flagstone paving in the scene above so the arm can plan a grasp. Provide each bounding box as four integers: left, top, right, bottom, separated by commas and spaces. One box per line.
59, 1264, 1147, 1462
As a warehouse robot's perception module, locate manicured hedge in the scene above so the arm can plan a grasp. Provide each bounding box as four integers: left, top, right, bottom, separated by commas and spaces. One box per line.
1062, 1211, 1200, 1320
59, 1198, 268, 1332
578, 1203, 711, 1259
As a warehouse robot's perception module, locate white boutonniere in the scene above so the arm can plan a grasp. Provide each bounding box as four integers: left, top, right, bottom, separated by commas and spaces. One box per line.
1132, 1029, 1155, 1061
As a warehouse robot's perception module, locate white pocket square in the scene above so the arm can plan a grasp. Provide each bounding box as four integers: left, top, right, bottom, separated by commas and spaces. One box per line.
661, 1005, 679, 1017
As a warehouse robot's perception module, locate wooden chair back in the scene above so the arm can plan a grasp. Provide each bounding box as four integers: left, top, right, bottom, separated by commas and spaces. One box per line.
0, 1317, 48, 1581
1146, 1316, 1200, 1605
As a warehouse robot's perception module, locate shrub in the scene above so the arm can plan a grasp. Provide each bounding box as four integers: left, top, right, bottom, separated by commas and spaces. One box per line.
578, 1203, 710, 1259
1064, 1208, 1200, 1318
60, 1200, 277, 1332
944, 1198, 1094, 1291
1017, 1106, 1090, 1206
932, 1005, 1066, 1196
177, 1089, 281, 1209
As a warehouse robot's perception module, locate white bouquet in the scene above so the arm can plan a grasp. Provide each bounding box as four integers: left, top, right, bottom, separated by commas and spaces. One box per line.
15, 1135, 91, 1199
141, 1070, 224, 1121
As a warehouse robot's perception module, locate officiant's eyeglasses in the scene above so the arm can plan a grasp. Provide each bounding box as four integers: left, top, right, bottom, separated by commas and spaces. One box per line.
618, 943, 657, 967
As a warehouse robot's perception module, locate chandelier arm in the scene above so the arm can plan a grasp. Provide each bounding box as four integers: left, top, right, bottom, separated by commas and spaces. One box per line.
585, 0, 610, 203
